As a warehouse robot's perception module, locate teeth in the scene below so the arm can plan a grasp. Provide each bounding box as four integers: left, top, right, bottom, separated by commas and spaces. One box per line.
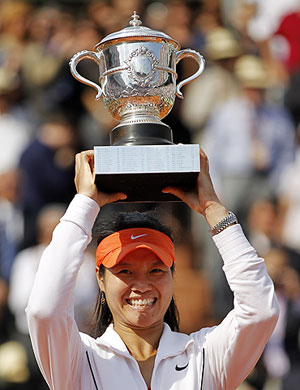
128, 298, 155, 306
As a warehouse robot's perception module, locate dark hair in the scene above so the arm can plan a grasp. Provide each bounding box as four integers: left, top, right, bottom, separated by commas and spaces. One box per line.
91, 211, 180, 337
95, 211, 174, 245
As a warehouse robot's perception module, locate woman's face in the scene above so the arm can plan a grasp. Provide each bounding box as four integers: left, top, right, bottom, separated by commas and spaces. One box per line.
98, 248, 173, 330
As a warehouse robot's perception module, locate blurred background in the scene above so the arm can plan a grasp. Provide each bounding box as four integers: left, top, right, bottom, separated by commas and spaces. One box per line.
0, 0, 300, 389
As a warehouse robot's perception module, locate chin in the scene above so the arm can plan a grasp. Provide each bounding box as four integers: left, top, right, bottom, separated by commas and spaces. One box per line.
128, 314, 162, 329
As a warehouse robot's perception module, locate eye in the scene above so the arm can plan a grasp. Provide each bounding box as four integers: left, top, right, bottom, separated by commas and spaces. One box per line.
151, 268, 164, 273
117, 269, 132, 275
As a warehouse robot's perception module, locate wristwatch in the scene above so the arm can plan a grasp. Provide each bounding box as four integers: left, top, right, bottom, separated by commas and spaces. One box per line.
209, 211, 238, 236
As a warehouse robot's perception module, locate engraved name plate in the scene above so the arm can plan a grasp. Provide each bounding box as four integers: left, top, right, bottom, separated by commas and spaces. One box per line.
94, 144, 200, 174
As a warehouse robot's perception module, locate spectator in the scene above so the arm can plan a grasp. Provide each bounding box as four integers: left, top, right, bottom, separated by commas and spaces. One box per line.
0, 66, 32, 175
111, 0, 143, 24
8, 204, 98, 389
193, 0, 221, 38
0, 163, 26, 390
0, 154, 24, 313
19, 114, 78, 248
201, 55, 295, 219
0, 0, 32, 75
87, 1, 122, 36
181, 26, 241, 136
272, 5, 300, 75
9, 203, 98, 335
245, 0, 300, 44
263, 248, 300, 390
277, 125, 300, 256
246, 198, 279, 256
20, 6, 66, 118
0, 169, 23, 285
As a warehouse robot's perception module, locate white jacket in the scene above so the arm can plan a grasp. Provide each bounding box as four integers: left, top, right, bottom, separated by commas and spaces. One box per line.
26, 194, 279, 390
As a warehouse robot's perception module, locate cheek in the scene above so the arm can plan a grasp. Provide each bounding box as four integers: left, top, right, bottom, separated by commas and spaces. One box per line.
104, 276, 129, 304
159, 275, 174, 301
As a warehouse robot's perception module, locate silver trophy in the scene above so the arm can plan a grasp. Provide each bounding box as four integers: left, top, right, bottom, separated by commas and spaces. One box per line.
70, 12, 205, 202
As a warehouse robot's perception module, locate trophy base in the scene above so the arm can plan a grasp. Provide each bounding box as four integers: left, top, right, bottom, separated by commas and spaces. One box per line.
94, 144, 200, 203
110, 122, 173, 145
95, 172, 198, 202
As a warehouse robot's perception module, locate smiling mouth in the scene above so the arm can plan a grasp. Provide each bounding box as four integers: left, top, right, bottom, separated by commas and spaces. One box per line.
126, 298, 157, 307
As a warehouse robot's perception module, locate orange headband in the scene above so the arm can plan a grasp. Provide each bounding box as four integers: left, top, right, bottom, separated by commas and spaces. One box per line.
96, 228, 175, 271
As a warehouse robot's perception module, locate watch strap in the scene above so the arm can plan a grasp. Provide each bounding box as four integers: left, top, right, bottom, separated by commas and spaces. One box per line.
209, 211, 238, 236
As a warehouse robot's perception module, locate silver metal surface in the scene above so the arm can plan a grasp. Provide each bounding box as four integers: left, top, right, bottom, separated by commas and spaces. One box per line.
95, 12, 177, 48
69, 12, 205, 127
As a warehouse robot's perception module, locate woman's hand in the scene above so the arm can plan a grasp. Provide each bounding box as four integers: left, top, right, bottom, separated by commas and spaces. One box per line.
162, 149, 228, 228
74, 150, 127, 207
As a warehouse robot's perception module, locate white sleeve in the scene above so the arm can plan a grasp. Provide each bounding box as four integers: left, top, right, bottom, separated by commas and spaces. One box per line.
203, 224, 279, 390
26, 194, 100, 390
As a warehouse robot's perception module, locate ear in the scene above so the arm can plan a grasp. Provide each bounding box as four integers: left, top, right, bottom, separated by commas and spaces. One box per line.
96, 272, 105, 292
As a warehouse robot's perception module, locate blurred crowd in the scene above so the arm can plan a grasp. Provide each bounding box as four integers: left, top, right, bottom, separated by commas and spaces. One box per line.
0, 0, 300, 389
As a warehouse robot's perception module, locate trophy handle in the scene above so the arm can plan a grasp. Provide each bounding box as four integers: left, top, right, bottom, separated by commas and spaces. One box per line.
175, 49, 205, 99
69, 50, 103, 100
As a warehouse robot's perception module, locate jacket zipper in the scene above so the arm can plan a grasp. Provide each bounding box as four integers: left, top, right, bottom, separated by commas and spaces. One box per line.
86, 351, 100, 390
85, 348, 205, 390
200, 347, 205, 390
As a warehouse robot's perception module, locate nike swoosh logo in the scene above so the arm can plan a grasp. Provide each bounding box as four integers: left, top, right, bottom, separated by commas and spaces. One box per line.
175, 363, 189, 371
131, 234, 148, 240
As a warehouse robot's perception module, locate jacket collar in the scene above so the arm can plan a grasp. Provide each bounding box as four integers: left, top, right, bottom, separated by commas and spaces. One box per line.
96, 323, 194, 360
157, 324, 194, 360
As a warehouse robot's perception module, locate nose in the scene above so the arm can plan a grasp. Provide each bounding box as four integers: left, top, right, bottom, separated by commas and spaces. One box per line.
131, 276, 152, 293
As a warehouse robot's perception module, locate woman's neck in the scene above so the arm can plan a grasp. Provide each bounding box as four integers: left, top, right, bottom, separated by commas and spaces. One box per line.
113, 322, 164, 388
114, 322, 164, 360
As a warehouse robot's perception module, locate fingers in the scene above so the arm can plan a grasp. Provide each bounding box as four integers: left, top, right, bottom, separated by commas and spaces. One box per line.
75, 150, 94, 163
162, 186, 199, 211
98, 191, 128, 207
75, 151, 128, 206
76, 150, 95, 179
107, 192, 128, 203
74, 151, 97, 198
162, 186, 185, 200
76, 150, 94, 167
200, 148, 209, 173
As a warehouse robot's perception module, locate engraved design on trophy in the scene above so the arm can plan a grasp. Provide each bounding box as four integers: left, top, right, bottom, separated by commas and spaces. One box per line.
69, 11, 205, 202
124, 47, 160, 87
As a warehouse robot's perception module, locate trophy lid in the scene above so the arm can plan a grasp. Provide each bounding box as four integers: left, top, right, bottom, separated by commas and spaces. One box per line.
94, 11, 180, 50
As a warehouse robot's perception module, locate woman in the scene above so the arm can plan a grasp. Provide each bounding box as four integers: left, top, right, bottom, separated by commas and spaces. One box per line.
26, 149, 279, 390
